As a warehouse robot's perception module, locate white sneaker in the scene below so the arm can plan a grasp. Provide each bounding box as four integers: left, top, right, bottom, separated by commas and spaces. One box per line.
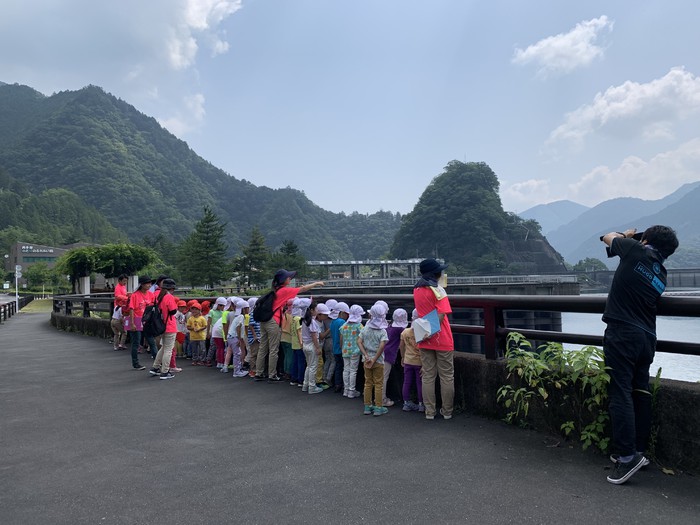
233, 370, 248, 377
308, 386, 324, 394
220, 366, 228, 373
343, 389, 349, 397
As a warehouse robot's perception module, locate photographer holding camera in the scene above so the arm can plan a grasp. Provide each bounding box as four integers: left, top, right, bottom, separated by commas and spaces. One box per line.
601, 225, 679, 485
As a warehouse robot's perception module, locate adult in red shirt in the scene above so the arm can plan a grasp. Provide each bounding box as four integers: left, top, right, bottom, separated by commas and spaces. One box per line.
413, 258, 455, 420
149, 278, 179, 380
127, 276, 154, 370
255, 269, 324, 382
114, 274, 128, 304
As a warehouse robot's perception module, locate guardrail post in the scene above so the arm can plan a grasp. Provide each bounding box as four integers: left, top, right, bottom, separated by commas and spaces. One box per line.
483, 305, 505, 360
83, 301, 90, 318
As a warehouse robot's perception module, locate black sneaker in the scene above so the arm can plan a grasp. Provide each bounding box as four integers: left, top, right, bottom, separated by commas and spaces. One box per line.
607, 453, 646, 485
133, 364, 146, 370
159, 372, 175, 380
610, 453, 650, 467
148, 367, 160, 377
254, 375, 266, 382
267, 375, 283, 383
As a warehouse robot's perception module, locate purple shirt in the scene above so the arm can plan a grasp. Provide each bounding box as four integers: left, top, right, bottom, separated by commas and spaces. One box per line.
384, 325, 403, 365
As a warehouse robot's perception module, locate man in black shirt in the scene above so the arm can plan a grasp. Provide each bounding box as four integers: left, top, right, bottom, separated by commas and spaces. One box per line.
601, 225, 678, 485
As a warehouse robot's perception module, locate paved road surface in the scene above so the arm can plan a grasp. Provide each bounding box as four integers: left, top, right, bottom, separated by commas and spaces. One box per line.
1, 313, 699, 524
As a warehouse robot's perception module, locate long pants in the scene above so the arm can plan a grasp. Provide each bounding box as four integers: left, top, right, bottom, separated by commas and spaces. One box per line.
383, 362, 393, 402
420, 349, 454, 418
226, 336, 244, 373
190, 340, 206, 362
402, 364, 423, 403
144, 334, 158, 359
363, 363, 384, 406
343, 355, 360, 393
303, 342, 319, 388
290, 349, 306, 383
281, 341, 293, 374
154, 332, 176, 374
323, 345, 335, 384
213, 337, 225, 365
604, 321, 654, 456
316, 352, 324, 384
256, 319, 281, 377
111, 319, 127, 347
130, 330, 143, 367
333, 354, 344, 389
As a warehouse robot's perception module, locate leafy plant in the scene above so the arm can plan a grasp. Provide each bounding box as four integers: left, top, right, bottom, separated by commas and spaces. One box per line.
497, 332, 611, 453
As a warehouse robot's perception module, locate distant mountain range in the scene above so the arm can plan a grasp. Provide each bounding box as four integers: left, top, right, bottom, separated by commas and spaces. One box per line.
519, 182, 700, 268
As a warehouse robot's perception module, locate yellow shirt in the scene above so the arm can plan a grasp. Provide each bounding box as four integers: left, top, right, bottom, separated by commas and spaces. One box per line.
187, 315, 208, 341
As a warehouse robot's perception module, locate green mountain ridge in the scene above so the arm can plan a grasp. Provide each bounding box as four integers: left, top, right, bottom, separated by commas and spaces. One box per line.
0, 82, 401, 260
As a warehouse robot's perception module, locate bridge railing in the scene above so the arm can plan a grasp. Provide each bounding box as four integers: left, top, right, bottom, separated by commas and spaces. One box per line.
0, 295, 36, 323
51, 293, 700, 360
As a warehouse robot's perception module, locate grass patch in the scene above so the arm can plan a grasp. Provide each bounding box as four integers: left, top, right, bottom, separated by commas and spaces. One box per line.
20, 299, 53, 313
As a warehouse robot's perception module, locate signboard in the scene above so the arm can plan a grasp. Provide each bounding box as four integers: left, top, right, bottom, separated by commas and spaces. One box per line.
15, 264, 22, 272
3, 283, 9, 289
16, 271, 22, 278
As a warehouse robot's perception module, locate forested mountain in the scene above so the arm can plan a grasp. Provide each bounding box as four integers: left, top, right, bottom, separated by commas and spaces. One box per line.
519, 200, 590, 235
536, 182, 700, 267
390, 161, 566, 274
0, 83, 401, 260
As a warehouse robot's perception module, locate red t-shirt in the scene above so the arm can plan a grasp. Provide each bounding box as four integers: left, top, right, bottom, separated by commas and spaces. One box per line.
272, 287, 300, 324
114, 283, 128, 302
158, 293, 178, 333
413, 286, 454, 351
129, 289, 154, 317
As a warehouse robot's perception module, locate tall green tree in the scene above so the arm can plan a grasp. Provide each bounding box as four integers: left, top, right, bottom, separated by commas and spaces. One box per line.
176, 206, 228, 288
93, 243, 158, 278
240, 226, 269, 286
23, 261, 52, 288
55, 246, 97, 291
268, 239, 308, 278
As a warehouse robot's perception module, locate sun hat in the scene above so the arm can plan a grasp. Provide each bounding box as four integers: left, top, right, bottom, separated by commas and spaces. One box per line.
292, 297, 312, 317
161, 278, 176, 290
411, 308, 419, 321
234, 298, 249, 314
190, 301, 202, 310
325, 299, 339, 319
348, 305, 365, 323
138, 275, 152, 286
367, 304, 387, 329
273, 269, 297, 287
373, 300, 389, 314
215, 297, 227, 306
316, 303, 331, 316
248, 297, 258, 310
177, 300, 187, 307
392, 308, 408, 328
420, 258, 448, 275
336, 302, 350, 314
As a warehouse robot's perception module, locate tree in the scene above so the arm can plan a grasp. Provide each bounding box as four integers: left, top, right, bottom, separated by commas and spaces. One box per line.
572, 258, 608, 272
268, 239, 308, 278
176, 206, 229, 288
240, 226, 269, 286
93, 243, 158, 278
54, 246, 98, 292
24, 261, 52, 289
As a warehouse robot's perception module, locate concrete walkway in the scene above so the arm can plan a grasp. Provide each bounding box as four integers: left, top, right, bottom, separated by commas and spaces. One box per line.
1, 313, 699, 525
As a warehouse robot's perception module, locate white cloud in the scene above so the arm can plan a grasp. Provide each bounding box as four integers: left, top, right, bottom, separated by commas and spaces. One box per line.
502, 179, 552, 210
160, 93, 207, 136
547, 67, 700, 150
568, 138, 700, 204
512, 16, 613, 76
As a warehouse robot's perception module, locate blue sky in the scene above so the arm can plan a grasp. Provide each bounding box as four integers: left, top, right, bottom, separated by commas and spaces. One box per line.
2, 1, 699, 215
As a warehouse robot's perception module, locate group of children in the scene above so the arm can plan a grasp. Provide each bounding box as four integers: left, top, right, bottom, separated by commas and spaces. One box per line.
112, 282, 425, 416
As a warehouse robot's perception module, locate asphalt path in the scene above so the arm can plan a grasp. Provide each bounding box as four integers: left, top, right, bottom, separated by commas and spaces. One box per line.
1, 312, 699, 525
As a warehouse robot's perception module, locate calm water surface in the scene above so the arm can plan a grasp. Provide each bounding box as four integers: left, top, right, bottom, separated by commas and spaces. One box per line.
562, 312, 700, 383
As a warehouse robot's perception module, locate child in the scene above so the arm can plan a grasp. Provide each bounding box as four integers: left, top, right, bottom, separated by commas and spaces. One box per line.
358, 304, 389, 416
174, 300, 188, 358
186, 302, 208, 365
210, 314, 227, 369
289, 298, 310, 386
222, 298, 249, 377
382, 308, 408, 407
320, 299, 338, 387
111, 298, 128, 350
400, 309, 424, 412
205, 297, 227, 367
246, 297, 261, 376
330, 302, 350, 392
340, 304, 365, 398
302, 302, 331, 394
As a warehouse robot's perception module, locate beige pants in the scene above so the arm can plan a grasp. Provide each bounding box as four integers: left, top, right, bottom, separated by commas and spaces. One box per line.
256, 319, 281, 377
363, 364, 384, 407
420, 349, 454, 418
154, 332, 177, 374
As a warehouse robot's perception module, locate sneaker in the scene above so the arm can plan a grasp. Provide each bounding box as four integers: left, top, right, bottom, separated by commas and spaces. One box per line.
301, 384, 308, 392
318, 382, 330, 390
383, 398, 395, 407
425, 414, 435, 420
191, 360, 198, 366
363, 405, 373, 415
133, 364, 146, 370
220, 366, 228, 373
290, 381, 299, 386
113, 346, 119, 351
349, 390, 362, 399
609, 453, 651, 467
159, 372, 175, 380
205, 362, 213, 367
373, 406, 388, 416
171, 367, 183, 373
440, 408, 453, 420
253, 375, 266, 382
308, 386, 324, 395
607, 453, 647, 485
403, 401, 417, 412
148, 367, 160, 376
267, 375, 283, 383
233, 370, 248, 378
249, 370, 256, 378
418, 402, 425, 413
343, 389, 349, 397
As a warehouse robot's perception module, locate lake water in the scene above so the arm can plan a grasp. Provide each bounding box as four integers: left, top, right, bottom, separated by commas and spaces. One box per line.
562, 312, 700, 383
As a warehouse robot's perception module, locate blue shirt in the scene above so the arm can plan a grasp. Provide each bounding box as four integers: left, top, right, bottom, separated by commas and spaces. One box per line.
330, 317, 346, 355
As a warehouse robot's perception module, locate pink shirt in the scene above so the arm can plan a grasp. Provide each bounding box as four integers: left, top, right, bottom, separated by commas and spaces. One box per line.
413, 286, 454, 352
158, 293, 179, 333
272, 287, 300, 324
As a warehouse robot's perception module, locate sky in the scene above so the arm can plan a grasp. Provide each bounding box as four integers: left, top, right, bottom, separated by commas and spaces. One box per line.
1, 1, 700, 215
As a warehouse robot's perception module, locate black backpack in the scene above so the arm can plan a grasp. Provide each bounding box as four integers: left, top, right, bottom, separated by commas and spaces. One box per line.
142, 296, 167, 337
252, 290, 277, 323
